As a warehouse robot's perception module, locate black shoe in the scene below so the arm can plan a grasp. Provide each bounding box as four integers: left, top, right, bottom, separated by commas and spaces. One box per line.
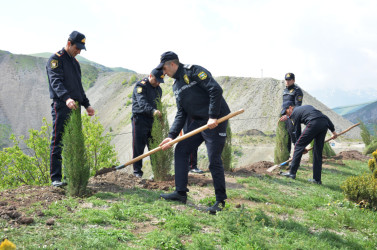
160, 191, 187, 204
207, 201, 225, 214
134, 173, 143, 178
51, 181, 67, 188
308, 179, 322, 185
190, 168, 204, 174
280, 172, 296, 179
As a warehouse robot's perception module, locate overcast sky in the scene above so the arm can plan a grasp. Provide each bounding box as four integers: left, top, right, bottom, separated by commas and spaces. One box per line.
1, 0, 377, 108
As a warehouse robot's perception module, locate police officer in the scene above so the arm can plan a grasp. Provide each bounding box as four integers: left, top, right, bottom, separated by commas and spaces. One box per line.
279, 73, 303, 153
131, 68, 164, 178
157, 51, 230, 214
46, 31, 95, 187
280, 102, 338, 184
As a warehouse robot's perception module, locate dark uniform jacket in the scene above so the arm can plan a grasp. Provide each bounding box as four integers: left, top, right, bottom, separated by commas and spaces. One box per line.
283, 84, 303, 106
289, 105, 335, 140
46, 48, 90, 108
132, 78, 162, 117
168, 63, 230, 139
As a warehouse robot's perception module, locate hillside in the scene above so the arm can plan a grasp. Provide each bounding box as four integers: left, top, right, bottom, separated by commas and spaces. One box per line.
0, 50, 361, 164
344, 101, 377, 133
332, 101, 375, 116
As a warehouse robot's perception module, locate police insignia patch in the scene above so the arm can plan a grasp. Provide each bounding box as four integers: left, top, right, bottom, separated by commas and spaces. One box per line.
297, 96, 302, 101
198, 71, 207, 80
81, 38, 86, 43
184, 74, 190, 84
50, 60, 58, 69
290, 89, 294, 93
141, 81, 146, 85
137, 87, 142, 93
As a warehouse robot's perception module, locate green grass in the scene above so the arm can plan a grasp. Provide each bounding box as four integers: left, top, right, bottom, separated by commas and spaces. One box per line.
1, 160, 377, 249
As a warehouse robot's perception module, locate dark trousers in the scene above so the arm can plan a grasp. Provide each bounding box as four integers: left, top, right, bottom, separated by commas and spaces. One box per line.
285, 118, 296, 153
183, 117, 199, 170
132, 114, 153, 175
175, 120, 228, 201
50, 100, 71, 182
290, 118, 328, 181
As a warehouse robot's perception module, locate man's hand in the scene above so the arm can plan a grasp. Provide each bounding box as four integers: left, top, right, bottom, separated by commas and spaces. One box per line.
159, 138, 173, 151
207, 118, 218, 129
153, 110, 162, 117
279, 115, 288, 122
331, 131, 338, 140
86, 106, 95, 116
303, 148, 309, 154
66, 98, 77, 110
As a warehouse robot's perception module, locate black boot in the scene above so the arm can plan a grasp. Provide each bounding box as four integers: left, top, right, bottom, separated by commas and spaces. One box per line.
280, 171, 296, 179
308, 179, 322, 185
160, 191, 187, 204
206, 201, 225, 214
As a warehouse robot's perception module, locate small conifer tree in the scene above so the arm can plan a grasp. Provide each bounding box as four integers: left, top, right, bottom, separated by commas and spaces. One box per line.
274, 120, 290, 164
308, 140, 336, 163
360, 120, 372, 146
149, 98, 173, 181
221, 122, 233, 171
62, 104, 90, 196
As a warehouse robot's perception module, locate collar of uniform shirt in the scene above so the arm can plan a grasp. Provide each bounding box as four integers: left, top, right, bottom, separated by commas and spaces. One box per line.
172, 63, 184, 79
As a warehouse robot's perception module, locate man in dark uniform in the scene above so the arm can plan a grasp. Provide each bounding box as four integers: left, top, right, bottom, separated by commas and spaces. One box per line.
131, 68, 164, 178
157, 51, 230, 214
280, 102, 338, 184
279, 73, 303, 153
46, 31, 95, 187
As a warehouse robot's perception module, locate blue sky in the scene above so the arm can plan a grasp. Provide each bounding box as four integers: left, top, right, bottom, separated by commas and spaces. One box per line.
1, 0, 377, 108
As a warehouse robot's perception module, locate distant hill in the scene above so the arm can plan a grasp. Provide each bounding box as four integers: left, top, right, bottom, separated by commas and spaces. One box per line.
30, 52, 135, 73
344, 101, 377, 134
332, 101, 376, 116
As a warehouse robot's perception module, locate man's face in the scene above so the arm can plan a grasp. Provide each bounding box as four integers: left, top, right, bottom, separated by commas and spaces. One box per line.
162, 62, 177, 77
285, 79, 295, 87
149, 75, 160, 87
67, 42, 81, 58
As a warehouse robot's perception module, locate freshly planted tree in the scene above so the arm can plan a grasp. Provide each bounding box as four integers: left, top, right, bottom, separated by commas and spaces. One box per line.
308, 140, 336, 163
221, 122, 233, 171
360, 120, 372, 146
149, 98, 173, 181
62, 105, 89, 196
274, 120, 290, 164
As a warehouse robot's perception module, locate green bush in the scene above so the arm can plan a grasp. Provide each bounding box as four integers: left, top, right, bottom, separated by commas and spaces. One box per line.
360, 120, 372, 146
222, 122, 233, 171
128, 75, 138, 86
364, 139, 377, 155
149, 98, 173, 181
274, 120, 290, 164
342, 149, 377, 209
0, 124, 11, 149
62, 105, 89, 196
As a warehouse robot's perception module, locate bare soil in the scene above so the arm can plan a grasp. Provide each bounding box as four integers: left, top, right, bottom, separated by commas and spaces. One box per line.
0, 150, 369, 226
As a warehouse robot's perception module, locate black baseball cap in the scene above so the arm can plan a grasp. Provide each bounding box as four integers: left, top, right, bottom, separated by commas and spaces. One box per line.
151, 68, 165, 83
281, 101, 294, 115
69, 31, 86, 50
285, 73, 295, 80
156, 51, 179, 69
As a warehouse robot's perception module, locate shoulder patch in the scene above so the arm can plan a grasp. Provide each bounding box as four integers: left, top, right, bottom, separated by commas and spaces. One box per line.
184, 64, 192, 69
137, 87, 143, 93
55, 50, 64, 57
198, 71, 207, 80
184, 74, 190, 84
297, 96, 303, 102
50, 60, 58, 69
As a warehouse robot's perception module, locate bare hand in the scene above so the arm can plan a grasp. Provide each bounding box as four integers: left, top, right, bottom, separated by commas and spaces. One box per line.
331, 131, 338, 140
153, 110, 162, 117
159, 138, 173, 150
207, 118, 218, 129
86, 106, 95, 116
279, 115, 288, 122
303, 148, 309, 154
66, 98, 77, 110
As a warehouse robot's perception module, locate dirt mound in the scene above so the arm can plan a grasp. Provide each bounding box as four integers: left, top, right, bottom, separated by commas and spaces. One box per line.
0, 186, 66, 226
231, 161, 275, 176
333, 150, 369, 161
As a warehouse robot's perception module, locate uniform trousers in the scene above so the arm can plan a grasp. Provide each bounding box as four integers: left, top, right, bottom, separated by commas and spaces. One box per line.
289, 117, 328, 181
132, 114, 153, 175
175, 120, 228, 201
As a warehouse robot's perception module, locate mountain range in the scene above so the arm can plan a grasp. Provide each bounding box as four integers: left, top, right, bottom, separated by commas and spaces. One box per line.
0, 50, 362, 163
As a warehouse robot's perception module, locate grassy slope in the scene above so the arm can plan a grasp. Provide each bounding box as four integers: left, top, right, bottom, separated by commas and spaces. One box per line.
1, 160, 376, 249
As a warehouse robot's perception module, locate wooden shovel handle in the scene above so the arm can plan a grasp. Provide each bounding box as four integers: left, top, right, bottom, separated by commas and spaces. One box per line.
115, 109, 245, 170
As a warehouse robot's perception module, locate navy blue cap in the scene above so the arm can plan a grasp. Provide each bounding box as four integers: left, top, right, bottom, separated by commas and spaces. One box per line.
156, 51, 179, 69
151, 68, 165, 83
281, 101, 294, 115
69, 31, 86, 50
285, 73, 295, 80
